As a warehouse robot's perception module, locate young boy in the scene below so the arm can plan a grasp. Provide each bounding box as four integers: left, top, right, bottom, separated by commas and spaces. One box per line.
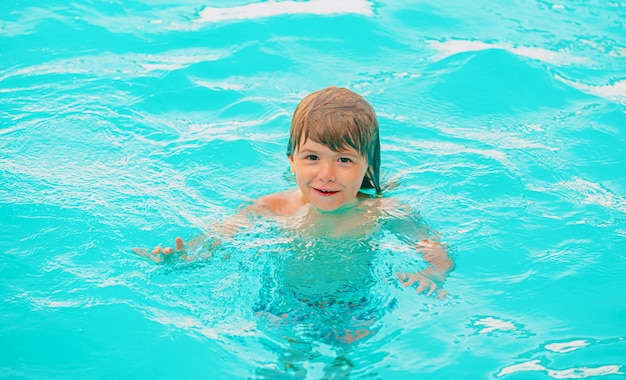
142, 86, 454, 299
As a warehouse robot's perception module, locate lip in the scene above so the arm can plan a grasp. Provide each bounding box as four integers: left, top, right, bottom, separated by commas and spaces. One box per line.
313, 188, 339, 196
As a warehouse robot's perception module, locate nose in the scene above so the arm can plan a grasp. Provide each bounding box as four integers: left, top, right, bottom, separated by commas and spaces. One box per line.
317, 160, 336, 182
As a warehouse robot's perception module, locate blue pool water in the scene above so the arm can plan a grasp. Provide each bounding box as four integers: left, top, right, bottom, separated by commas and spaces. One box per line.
2, 0, 626, 378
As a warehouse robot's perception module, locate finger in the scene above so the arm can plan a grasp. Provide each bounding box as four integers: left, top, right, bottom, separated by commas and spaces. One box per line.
175, 237, 185, 251
152, 246, 163, 255
163, 246, 174, 255
426, 282, 437, 297
396, 273, 415, 287
435, 289, 449, 300
416, 279, 429, 293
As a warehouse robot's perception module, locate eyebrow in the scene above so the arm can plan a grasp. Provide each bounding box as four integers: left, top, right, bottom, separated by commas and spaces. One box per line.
298, 148, 361, 157
297, 148, 318, 154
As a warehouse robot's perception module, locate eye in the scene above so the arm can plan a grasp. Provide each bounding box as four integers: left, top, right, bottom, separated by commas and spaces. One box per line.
305, 154, 319, 161
338, 157, 353, 163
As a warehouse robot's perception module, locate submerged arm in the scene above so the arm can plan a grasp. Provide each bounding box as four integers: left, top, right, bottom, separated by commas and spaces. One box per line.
384, 201, 455, 298
133, 201, 262, 263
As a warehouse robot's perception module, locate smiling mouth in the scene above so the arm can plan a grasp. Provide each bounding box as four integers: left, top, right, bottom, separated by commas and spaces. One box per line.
314, 188, 339, 196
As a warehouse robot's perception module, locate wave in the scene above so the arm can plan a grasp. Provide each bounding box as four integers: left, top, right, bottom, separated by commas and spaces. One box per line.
428, 39, 591, 67
427, 39, 626, 107
421, 47, 587, 115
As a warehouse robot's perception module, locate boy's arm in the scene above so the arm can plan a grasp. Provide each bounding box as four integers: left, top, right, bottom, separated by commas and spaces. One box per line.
397, 239, 455, 299
133, 199, 278, 263
382, 200, 455, 299
132, 203, 256, 263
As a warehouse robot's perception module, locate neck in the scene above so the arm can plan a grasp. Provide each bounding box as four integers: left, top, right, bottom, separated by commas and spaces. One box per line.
315, 198, 360, 215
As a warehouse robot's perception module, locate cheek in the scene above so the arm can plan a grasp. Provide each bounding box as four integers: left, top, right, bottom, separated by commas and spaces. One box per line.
293, 162, 309, 178
294, 170, 309, 188
345, 169, 366, 191
354, 165, 368, 184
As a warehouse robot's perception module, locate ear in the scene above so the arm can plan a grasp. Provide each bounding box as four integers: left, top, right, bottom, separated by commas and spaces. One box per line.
288, 155, 295, 173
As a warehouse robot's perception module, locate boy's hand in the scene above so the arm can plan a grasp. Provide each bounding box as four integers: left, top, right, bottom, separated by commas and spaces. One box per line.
133, 237, 188, 263
398, 238, 454, 299
397, 271, 449, 300
155, 237, 186, 255
133, 236, 219, 263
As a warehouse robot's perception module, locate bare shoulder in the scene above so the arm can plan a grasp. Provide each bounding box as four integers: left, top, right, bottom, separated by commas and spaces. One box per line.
359, 195, 404, 214
255, 189, 304, 216
378, 196, 403, 210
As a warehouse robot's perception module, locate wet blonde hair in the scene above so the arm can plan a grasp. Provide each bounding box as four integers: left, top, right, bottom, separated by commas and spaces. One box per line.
286, 86, 381, 193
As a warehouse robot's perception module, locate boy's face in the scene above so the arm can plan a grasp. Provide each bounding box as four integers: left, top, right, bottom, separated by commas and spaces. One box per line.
289, 137, 368, 212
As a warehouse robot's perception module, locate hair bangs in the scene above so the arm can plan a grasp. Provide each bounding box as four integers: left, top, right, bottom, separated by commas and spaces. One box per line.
301, 111, 368, 156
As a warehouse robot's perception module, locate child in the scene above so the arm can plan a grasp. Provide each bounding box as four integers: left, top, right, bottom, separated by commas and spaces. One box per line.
138, 86, 454, 299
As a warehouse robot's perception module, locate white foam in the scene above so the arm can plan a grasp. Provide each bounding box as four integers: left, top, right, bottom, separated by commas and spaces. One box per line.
497, 361, 623, 378
554, 76, 626, 105
474, 317, 517, 334
558, 177, 626, 214
497, 360, 546, 377
547, 365, 623, 378
197, 0, 373, 23
428, 39, 589, 66
545, 339, 589, 353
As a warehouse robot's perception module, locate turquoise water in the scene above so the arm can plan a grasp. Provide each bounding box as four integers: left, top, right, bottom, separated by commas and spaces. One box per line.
2, 0, 626, 378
